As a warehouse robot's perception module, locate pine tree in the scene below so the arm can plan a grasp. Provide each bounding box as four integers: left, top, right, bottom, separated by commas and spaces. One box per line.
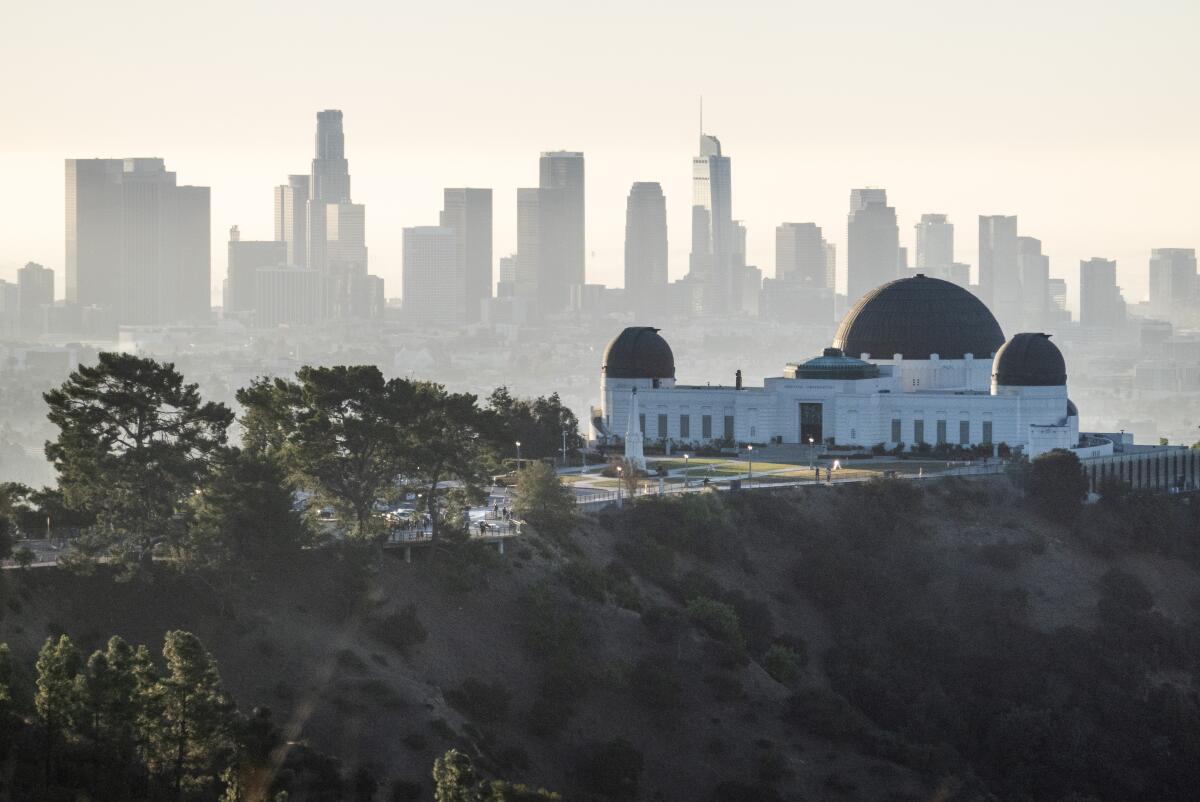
148, 630, 236, 800
35, 634, 82, 787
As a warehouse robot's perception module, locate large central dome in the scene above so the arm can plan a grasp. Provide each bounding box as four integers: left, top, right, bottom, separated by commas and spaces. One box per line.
833, 275, 1005, 360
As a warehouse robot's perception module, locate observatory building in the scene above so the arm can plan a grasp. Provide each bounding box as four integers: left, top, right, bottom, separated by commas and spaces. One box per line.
592, 275, 1094, 458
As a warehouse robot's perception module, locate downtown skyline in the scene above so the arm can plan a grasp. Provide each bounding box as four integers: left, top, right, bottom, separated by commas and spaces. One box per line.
3, 0, 1197, 312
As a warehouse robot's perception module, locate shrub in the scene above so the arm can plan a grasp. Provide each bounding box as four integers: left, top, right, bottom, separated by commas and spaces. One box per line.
1026, 449, 1088, 524
369, 605, 428, 654
764, 644, 803, 684
628, 655, 683, 712
559, 560, 607, 603
445, 677, 511, 724
576, 739, 643, 800
687, 597, 745, 653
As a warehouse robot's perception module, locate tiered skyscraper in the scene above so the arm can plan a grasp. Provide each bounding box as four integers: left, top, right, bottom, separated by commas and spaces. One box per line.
515, 151, 584, 319
65, 157, 210, 328
623, 182, 668, 322
846, 188, 899, 303
686, 134, 736, 313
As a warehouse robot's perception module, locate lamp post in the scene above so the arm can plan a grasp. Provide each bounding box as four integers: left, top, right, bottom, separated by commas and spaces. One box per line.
683, 454, 690, 490
808, 437, 815, 469
747, 444, 754, 489
561, 430, 567, 466
616, 465, 623, 506
515, 440, 522, 467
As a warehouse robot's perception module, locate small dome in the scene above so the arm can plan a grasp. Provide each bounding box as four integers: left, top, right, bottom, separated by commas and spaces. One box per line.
992, 333, 1067, 386
1067, 399, 1078, 417
833, 275, 1005, 360
792, 347, 881, 380
602, 327, 675, 380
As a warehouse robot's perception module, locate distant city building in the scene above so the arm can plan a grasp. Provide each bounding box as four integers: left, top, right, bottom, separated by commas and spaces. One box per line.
1047, 277, 1070, 324
440, 188, 493, 323
1080, 257, 1126, 328
1017, 236, 1050, 329
17, 262, 54, 336
0, 280, 18, 337
914, 214, 954, 269
1148, 248, 1197, 320
274, 174, 309, 267
402, 226, 459, 326
741, 266, 762, 316
254, 268, 321, 328
65, 157, 210, 328
978, 215, 1019, 329
226, 225, 287, 316
846, 188, 899, 303
623, 182, 668, 322
775, 223, 829, 287
516, 185, 569, 318
687, 134, 737, 314
496, 253, 517, 298
539, 152, 585, 299
324, 202, 369, 317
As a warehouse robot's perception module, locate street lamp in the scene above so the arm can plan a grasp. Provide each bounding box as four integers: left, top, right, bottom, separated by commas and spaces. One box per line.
616, 464, 623, 505
747, 444, 754, 489
808, 436, 815, 469
515, 440, 522, 466
683, 454, 690, 490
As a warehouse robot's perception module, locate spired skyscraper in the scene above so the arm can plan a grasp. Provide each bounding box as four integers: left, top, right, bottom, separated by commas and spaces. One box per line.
846, 188, 899, 304
623, 182, 668, 322
687, 133, 737, 314
65, 157, 210, 328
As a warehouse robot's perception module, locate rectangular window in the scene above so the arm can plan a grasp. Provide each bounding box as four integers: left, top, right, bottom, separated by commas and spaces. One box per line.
639, 414, 645, 435
891, 419, 902, 443
936, 420, 947, 445
914, 420, 925, 445
680, 415, 690, 438
723, 415, 734, 440
959, 420, 970, 445
982, 421, 993, 445
702, 415, 712, 439
657, 414, 667, 438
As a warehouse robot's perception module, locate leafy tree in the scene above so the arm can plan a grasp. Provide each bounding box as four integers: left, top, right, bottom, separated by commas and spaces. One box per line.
485, 388, 582, 464
404, 383, 494, 544
43, 353, 233, 561
1027, 449, 1089, 524
513, 462, 577, 541
146, 630, 236, 799
433, 749, 481, 802
185, 447, 309, 570
236, 367, 414, 541
763, 644, 803, 684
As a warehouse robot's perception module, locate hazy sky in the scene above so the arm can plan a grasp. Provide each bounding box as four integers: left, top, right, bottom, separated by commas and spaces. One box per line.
2, 0, 1197, 311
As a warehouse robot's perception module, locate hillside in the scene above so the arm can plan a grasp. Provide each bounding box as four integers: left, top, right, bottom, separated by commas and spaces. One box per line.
1, 476, 1198, 801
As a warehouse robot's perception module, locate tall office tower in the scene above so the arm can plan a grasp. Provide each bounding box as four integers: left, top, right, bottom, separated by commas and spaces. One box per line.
914, 214, 953, 269
623, 182, 668, 321
226, 225, 287, 316
440, 188, 493, 323
66, 158, 210, 327
0, 280, 18, 337
496, 254, 518, 297
978, 215, 1019, 327
688, 134, 736, 313
274, 175, 309, 266
65, 158, 123, 313
1080, 257, 1125, 328
538, 152, 585, 299
17, 262, 54, 336
1016, 236, 1050, 329
1148, 248, 1197, 319
1047, 278, 1069, 323
324, 202, 370, 317
846, 188, 899, 303
776, 223, 829, 286
516, 185, 568, 318
402, 226, 459, 325
824, 242, 836, 288
307, 110, 354, 275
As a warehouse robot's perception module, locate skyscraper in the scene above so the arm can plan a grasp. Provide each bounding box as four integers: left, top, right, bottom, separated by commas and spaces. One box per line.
1017, 236, 1050, 329
307, 110, 354, 276
538, 152, 585, 297
978, 215, 1019, 328
441, 188, 493, 323
17, 262, 54, 336
274, 174, 309, 266
1148, 248, 1197, 319
65, 157, 210, 327
914, 214, 954, 269
688, 134, 736, 313
515, 185, 568, 319
402, 226, 459, 325
846, 188, 899, 303
623, 182, 668, 322
776, 223, 829, 286
226, 225, 287, 316
1080, 257, 1125, 328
